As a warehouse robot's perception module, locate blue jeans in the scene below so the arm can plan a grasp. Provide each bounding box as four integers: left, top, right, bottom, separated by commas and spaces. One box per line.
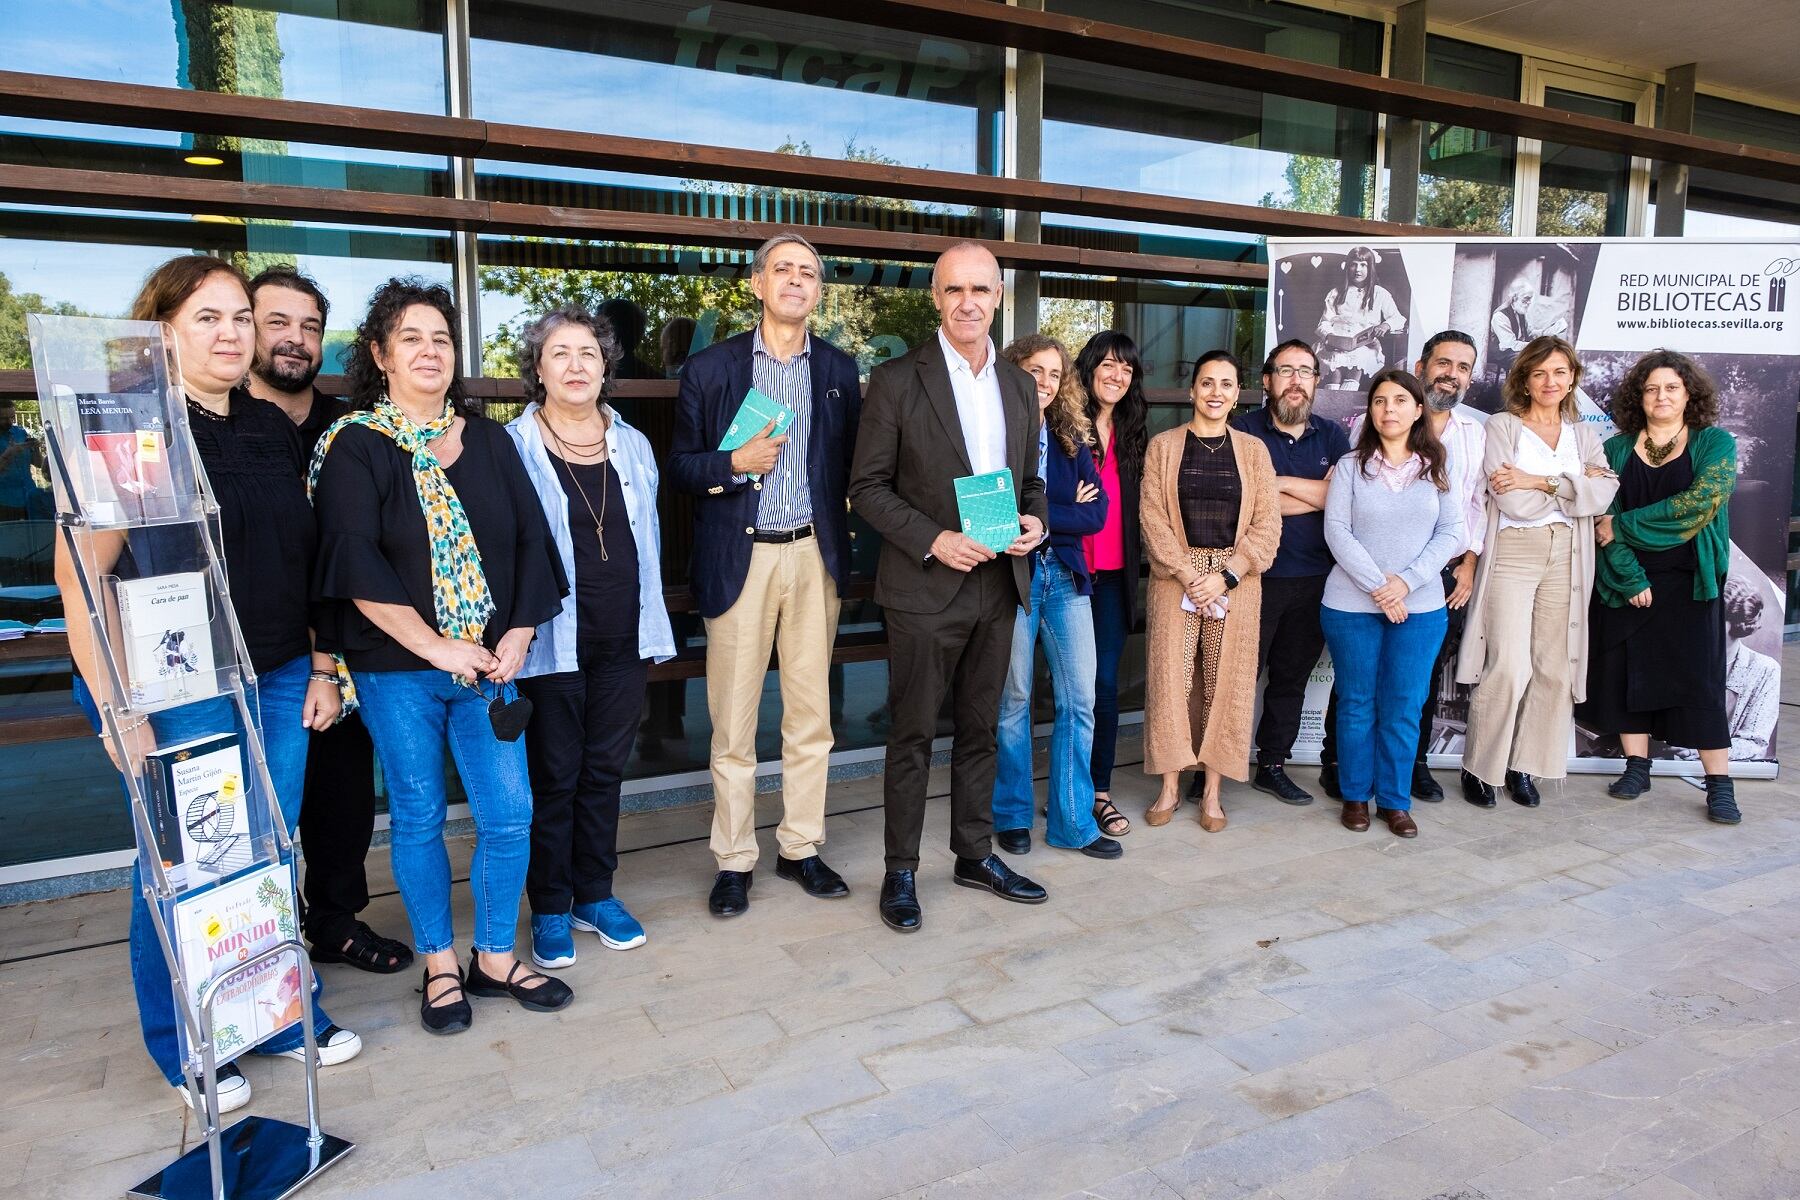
354, 669, 532, 955
994, 555, 1102, 849
1320, 606, 1448, 813
1088, 568, 1131, 792
78, 654, 333, 1084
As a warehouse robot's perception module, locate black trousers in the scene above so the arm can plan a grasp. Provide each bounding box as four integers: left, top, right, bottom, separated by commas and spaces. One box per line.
518, 635, 648, 914
881, 559, 1016, 873
1321, 564, 1469, 769
299, 711, 378, 946
1255, 573, 1329, 766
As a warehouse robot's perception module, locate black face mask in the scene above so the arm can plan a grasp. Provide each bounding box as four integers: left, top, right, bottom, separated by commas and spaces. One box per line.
464, 678, 532, 741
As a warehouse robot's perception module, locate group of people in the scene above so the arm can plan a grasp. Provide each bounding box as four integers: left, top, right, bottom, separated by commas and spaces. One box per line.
61, 231, 1748, 1116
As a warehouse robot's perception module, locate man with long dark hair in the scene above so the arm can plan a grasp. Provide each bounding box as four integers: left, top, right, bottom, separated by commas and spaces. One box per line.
1231, 339, 1350, 805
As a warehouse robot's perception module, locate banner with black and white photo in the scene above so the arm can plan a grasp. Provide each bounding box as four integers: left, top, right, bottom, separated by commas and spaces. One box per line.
1265, 236, 1800, 777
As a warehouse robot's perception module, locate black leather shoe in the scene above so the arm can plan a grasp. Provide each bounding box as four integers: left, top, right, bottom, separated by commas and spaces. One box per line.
708, 870, 752, 917
1705, 775, 1741, 825
1506, 771, 1541, 807
1319, 762, 1342, 800
1461, 769, 1496, 808
1253, 764, 1315, 806
1185, 770, 1206, 801
995, 828, 1032, 856
1411, 765, 1444, 802
879, 870, 922, 933
952, 854, 1048, 904
775, 855, 849, 898
1078, 836, 1123, 860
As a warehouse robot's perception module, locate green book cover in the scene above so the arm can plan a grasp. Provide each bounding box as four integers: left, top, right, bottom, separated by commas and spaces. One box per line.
718, 387, 795, 481
954, 468, 1019, 554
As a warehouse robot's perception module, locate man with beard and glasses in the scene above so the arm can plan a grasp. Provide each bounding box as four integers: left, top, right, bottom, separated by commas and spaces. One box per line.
1320, 330, 1488, 802
1227, 339, 1350, 807
246, 266, 414, 979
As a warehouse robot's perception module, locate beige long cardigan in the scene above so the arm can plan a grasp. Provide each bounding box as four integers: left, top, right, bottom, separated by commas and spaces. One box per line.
1140, 427, 1283, 778
1454, 411, 1619, 702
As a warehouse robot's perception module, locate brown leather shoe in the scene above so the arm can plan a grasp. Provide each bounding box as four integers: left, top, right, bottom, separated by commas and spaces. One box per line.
1377, 807, 1418, 838
1198, 807, 1227, 833
1341, 801, 1370, 832
1144, 799, 1178, 827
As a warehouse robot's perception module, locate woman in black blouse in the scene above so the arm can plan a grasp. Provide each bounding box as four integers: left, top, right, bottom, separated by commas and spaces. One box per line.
310, 278, 571, 1033
55, 255, 357, 1113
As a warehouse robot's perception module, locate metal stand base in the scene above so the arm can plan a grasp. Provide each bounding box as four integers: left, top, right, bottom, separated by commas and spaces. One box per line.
129, 1118, 353, 1200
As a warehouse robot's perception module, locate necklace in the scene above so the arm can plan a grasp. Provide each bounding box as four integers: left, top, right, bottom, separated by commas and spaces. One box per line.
1191, 427, 1228, 452
538, 410, 610, 561
1643, 427, 1684, 466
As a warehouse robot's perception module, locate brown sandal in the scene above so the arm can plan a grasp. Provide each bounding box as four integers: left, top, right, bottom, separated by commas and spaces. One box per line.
1094, 797, 1131, 836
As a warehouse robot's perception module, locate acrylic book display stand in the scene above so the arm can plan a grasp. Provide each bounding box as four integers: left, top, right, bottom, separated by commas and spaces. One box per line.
28, 314, 352, 1200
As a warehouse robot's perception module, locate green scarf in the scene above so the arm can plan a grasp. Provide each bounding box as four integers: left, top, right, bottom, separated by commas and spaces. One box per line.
1594, 424, 1737, 608
308, 396, 495, 647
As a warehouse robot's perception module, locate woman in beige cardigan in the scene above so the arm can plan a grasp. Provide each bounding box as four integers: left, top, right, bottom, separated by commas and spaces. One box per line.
1456, 335, 1618, 806
1141, 351, 1282, 831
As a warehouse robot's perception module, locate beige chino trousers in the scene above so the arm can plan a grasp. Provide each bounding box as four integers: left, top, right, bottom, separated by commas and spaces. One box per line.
705, 538, 841, 870
1464, 523, 1574, 783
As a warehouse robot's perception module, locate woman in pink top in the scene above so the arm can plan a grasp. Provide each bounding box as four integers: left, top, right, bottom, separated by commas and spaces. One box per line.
1078, 331, 1149, 838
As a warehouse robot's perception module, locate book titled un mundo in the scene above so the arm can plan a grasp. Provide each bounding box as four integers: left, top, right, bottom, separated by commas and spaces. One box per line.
954, 468, 1020, 554
172, 861, 303, 1062
718, 387, 794, 479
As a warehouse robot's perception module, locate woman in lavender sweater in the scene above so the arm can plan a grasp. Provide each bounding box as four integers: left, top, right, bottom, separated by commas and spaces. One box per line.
1320, 369, 1464, 839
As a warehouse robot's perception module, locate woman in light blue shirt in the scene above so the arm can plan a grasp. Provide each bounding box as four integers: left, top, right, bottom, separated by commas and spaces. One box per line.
1320, 368, 1462, 840
506, 306, 675, 970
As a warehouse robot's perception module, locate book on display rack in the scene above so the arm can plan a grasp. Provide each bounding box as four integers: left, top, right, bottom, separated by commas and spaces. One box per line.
171, 860, 304, 1063
69, 391, 179, 524
115, 570, 217, 707
144, 732, 255, 892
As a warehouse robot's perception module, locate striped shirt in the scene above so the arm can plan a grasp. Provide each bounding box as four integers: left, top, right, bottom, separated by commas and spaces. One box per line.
751, 326, 814, 531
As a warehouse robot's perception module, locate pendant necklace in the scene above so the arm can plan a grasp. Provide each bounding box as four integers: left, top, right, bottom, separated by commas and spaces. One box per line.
540, 410, 609, 561
1643, 428, 1683, 467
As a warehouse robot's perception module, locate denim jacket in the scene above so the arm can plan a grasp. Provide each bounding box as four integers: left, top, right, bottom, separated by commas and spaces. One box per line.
506, 402, 676, 672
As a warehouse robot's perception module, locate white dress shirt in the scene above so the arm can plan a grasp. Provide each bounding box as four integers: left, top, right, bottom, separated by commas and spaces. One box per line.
938, 328, 1007, 476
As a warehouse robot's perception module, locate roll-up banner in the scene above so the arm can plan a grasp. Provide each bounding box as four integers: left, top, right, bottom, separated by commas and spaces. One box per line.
1264, 237, 1800, 778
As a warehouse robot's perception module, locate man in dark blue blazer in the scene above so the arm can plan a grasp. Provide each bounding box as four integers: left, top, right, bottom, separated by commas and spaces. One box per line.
669, 231, 861, 919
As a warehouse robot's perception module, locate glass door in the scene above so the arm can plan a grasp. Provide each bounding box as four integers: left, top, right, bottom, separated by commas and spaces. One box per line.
1516, 66, 1654, 236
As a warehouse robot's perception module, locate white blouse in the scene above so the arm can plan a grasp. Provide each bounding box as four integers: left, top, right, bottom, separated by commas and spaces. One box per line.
1497, 422, 1582, 530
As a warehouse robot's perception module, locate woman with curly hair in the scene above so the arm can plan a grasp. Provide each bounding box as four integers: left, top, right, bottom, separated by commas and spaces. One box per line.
505, 307, 674, 968
310, 278, 572, 1033
1578, 349, 1741, 823
990, 334, 1119, 858
1077, 330, 1149, 836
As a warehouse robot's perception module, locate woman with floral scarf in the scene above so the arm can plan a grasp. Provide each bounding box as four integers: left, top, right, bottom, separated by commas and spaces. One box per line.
311, 278, 570, 1033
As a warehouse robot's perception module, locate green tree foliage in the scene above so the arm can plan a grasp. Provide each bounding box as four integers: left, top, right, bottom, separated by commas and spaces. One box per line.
0, 271, 90, 370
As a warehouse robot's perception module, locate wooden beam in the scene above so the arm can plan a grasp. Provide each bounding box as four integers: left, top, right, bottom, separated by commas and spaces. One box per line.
733, 0, 1800, 186
0, 165, 1266, 286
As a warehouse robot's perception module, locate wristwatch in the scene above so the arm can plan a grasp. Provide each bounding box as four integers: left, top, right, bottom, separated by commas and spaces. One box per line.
1220, 566, 1241, 591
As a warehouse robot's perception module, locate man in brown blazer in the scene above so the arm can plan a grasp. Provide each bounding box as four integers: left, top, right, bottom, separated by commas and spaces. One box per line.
849, 241, 1051, 933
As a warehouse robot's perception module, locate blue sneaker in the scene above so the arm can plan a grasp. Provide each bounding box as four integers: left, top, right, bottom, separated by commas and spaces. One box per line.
571, 898, 647, 950
530, 912, 576, 969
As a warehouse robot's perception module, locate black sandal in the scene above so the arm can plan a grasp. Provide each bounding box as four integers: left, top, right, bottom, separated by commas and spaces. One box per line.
311, 921, 415, 975
465, 952, 575, 1013
1094, 796, 1132, 837
417, 968, 472, 1035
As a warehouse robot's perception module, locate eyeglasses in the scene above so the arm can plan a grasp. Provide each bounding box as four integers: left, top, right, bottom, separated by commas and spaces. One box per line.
1272, 365, 1319, 380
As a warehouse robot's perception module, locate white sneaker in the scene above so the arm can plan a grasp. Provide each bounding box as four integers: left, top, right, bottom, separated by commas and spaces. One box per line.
177, 1062, 252, 1114
275, 1024, 363, 1067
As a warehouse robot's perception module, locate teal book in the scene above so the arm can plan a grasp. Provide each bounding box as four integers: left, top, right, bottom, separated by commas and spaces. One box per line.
954, 468, 1020, 554
718, 387, 795, 479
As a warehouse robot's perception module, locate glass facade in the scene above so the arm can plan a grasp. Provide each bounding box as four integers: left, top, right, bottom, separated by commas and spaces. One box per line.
0, 0, 1794, 874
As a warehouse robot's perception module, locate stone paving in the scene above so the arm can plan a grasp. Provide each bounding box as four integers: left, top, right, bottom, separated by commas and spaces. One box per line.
4, 692, 1800, 1197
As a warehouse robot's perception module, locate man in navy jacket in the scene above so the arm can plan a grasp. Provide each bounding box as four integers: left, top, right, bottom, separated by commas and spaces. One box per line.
669, 231, 861, 918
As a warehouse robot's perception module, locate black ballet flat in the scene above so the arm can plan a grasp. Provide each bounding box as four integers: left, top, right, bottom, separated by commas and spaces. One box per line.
464, 950, 574, 1013
417, 968, 472, 1036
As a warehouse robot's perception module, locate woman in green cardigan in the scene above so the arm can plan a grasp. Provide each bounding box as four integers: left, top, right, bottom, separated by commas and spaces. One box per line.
1579, 349, 1740, 824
